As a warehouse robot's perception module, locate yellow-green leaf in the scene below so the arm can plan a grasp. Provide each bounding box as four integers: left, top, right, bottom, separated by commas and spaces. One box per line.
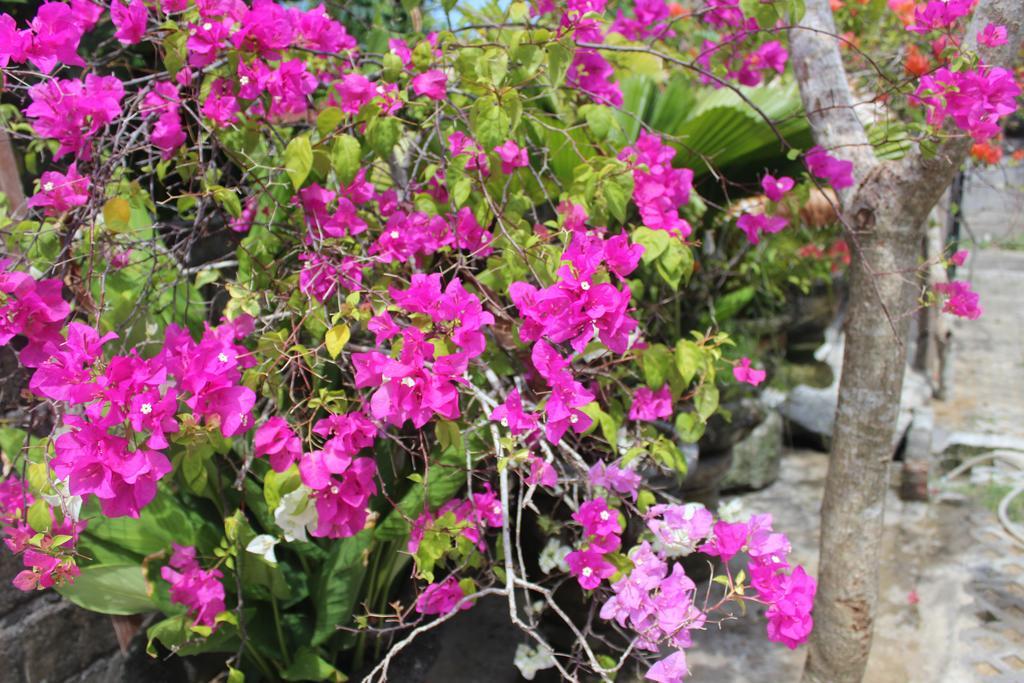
325, 324, 350, 359
103, 198, 132, 232
284, 137, 313, 190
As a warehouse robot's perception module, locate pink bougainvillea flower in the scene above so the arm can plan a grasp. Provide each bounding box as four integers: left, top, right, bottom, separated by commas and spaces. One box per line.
127, 388, 180, 449
27, 163, 90, 215
757, 564, 817, 648
589, 460, 642, 501
26, 75, 125, 160
628, 385, 673, 422
254, 417, 303, 473
933, 280, 982, 319
524, 455, 557, 488
574, 498, 622, 539
388, 38, 412, 66
761, 174, 795, 201
201, 79, 240, 127
913, 66, 1020, 142
621, 132, 694, 238
494, 140, 528, 173
646, 650, 689, 683
490, 388, 539, 436
0, 13, 28, 68
415, 576, 471, 615
111, 0, 147, 45
977, 22, 1008, 47
25, 2, 87, 73
13, 549, 79, 591
161, 544, 226, 629
410, 70, 447, 100
604, 233, 644, 279
646, 503, 715, 557
950, 249, 968, 266
566, 547, 616, 590
699, 519, 750, 562
733, 357, 767, 386
187, 18, 231, 67
567, 49, 623, 107
805, 146, 854, 189
737, 213, 789, 245
334, 72, 376, 114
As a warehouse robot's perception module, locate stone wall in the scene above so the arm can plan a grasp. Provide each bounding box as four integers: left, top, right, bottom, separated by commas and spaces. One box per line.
0, 553, 194, 683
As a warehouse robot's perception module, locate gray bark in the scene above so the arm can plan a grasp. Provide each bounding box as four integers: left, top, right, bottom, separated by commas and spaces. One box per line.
0, 132, 26, 218
789, 2, 1023, 682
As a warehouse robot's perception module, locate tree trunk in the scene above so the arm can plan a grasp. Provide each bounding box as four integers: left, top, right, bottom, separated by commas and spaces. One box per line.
802, 211, 920, 683
790, 0, 1022, 680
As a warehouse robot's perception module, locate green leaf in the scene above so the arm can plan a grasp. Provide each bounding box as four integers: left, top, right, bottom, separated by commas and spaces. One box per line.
509, 1, 529, 21
656, 239, 690, 289
633, 227, 670, 264
81, 487, 206, 560
546, 38, 575, 89
331, 134, 362, 185
325, 324, 350, 359
604, 172, 633, 224
58, 564, 156, 615
182, 448, 209, 495
282, 647, 345, 681
27, 499, 51, 533
637, 489, 656, 513
675, 340, 702, 386
650, 436, 686, 475
367, 117, 400, 158
477, 48, 509, 87
580, 403, 619, 455
285, 137, 314, 190
674, 412, 705, 443
471, 98, 511, 150
312, 530, 372, 646
641, 344, 673, 389
451, 176, 472, 208
147, 614, 239, 657
434, 420, 464, 455
263, 468, 301, 516
583, 105, 614, 141
213, 187, 241, 218
694, 383, 720, 420
713, 286, 755, 322
316, 107, 343, 137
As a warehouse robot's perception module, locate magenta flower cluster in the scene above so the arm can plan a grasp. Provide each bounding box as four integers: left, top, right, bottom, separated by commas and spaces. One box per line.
161, 544, 227, 629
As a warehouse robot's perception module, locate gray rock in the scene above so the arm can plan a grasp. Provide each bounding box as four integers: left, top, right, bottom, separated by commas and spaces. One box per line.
780, 366, 932, 452
722, 411, 783, 492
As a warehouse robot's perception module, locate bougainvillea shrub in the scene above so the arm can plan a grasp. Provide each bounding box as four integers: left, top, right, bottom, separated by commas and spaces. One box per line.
0, 0, 1015, 680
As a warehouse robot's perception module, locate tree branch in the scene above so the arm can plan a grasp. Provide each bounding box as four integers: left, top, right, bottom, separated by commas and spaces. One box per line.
788, 0, 876, 189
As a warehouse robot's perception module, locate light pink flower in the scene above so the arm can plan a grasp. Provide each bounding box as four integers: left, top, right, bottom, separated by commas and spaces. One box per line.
646, 651, 689, 683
